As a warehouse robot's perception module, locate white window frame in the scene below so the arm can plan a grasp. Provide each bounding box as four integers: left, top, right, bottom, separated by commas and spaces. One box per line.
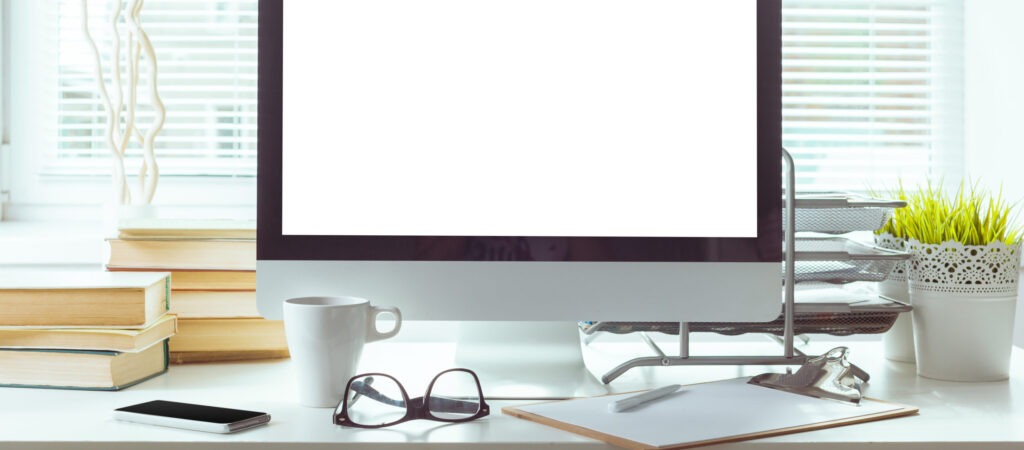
3, 0, 255, 222
1, 0, 9, 221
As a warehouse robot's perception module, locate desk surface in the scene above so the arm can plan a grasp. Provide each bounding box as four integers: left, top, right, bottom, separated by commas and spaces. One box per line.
2, 339, 1022, 450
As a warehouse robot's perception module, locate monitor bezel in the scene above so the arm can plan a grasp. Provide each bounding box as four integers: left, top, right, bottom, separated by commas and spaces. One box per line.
257, 0, 782, 263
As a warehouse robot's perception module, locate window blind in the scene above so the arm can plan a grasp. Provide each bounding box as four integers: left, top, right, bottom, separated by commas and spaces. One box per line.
782, 0, 964, 192
51, 0, 256, 177
46, 0, 963, 189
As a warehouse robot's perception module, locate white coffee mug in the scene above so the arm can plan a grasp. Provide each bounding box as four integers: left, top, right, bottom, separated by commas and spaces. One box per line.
283, 296, 402, 407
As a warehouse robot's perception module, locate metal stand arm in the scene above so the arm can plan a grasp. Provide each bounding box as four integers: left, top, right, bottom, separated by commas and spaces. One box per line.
598, 149, 812, 384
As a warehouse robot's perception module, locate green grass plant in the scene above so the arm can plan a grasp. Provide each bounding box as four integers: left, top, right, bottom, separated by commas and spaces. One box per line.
871, 180, 911, 239
873, 180, 1022, 246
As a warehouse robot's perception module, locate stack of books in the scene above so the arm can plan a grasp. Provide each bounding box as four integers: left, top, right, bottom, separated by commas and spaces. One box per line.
0, 271, 175, 390
106, 219, 288, 364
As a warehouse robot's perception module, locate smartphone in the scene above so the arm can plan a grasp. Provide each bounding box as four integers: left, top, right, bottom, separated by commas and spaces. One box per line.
114, 400, 271, 434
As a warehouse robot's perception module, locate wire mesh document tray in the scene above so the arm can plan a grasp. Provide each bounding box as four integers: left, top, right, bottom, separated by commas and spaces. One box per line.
789, 237, 910, 284
789, 192, 906, 234
585, 153, 908, 383
579, 285, 910, 337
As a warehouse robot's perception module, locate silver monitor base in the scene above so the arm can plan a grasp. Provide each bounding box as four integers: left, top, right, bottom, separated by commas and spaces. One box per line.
454, 322, 608, 400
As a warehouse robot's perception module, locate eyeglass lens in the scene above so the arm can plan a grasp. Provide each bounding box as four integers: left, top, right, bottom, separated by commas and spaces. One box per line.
426, 370, 482, 420
342, 375, 408, 427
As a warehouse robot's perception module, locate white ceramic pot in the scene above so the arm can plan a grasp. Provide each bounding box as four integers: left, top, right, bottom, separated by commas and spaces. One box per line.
910, 289, 1016, 381
907, 239, 1021, 382
879, 279, 915, 363
875, 233, 914, 363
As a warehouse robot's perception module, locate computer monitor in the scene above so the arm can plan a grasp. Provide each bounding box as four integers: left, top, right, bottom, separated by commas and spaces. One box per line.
257, 0, 782, 395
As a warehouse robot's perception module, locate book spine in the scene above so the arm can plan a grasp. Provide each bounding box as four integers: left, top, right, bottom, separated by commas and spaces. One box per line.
164, 276, 171, 310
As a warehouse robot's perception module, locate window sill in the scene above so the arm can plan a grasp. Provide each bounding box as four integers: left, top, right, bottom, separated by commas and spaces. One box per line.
0, 203, 256, 266
0, 220, 107, 266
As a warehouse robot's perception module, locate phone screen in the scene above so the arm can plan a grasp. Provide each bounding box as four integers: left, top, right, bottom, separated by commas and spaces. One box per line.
116, 400, 266, 424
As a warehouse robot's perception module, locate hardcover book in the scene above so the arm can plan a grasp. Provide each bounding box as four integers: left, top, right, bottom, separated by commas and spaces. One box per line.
106, 239, 256, 271
172, 270, 255, 291
0, 271, 170, 327
116, 218, 256, 240
168, 291, 260, 319
168, 319, 287, 354
0, 340, 169, 390
0, 314, 177, 352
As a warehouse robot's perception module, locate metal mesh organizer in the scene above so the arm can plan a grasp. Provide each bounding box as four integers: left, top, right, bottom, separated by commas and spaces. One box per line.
583, 155, 914, 384
579, 299, 909, 337
580, 286, 910, 337
789, 192, 906, 234
789, 237, 911, 283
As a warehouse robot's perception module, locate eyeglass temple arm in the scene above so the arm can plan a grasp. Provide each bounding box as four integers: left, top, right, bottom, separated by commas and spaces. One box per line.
419, 396, 481, 414
348, 377, 372, 407
351, 381, 481, 414
351, 380, 405, 407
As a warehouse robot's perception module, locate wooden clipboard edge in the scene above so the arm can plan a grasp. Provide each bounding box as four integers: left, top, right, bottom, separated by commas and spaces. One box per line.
502, 397, 919, 450
502, 405, 652, 450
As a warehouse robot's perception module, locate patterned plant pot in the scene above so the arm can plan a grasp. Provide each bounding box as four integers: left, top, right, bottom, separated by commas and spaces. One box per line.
907, 239, 1021, 381
874, 233, 914, 363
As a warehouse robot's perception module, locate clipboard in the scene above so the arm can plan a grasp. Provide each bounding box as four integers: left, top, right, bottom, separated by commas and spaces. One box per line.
502, 377, 918, 450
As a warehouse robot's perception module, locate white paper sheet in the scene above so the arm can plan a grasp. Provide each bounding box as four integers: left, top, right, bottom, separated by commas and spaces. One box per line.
515, 378, 905, 448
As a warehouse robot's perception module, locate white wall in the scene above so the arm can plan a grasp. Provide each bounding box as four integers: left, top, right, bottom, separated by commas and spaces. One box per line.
964, 0, 1024, 200
963, 0, 1024, 348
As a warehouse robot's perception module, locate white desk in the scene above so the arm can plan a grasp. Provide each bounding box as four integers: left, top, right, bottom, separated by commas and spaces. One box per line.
2, 339, 1022, 449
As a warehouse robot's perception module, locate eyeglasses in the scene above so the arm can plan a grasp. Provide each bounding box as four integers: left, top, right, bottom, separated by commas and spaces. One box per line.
333, 368, 490, 428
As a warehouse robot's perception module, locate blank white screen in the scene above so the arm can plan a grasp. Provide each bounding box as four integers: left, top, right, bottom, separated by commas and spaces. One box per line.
282, 0, 758, 237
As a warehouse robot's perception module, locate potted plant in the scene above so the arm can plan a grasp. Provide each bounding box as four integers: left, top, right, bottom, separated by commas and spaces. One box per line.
873, 183, 914, 362
903, 183, 1021, 381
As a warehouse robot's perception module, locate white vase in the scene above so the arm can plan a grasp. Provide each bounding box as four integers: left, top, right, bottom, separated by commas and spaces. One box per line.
875, 233, 914, 363
879, 280, 915, 363
103, 203, 160, 234
907, 239, 1021, 382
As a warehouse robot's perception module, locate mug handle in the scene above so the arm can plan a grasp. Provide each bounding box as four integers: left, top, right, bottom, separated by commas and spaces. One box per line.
365, 306, 402, 343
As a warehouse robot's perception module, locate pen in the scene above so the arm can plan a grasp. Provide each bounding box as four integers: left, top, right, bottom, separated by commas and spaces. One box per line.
607, 384, 682, 413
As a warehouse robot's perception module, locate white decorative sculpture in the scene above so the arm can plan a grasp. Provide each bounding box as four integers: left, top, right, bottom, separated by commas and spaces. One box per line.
80, 0, 165, 205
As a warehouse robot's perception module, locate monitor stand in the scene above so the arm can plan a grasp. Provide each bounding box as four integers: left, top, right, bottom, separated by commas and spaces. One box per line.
453, 321, 608, 400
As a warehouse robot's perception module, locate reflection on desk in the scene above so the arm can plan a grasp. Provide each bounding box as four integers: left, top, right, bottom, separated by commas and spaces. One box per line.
1, 340, 1023, 449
